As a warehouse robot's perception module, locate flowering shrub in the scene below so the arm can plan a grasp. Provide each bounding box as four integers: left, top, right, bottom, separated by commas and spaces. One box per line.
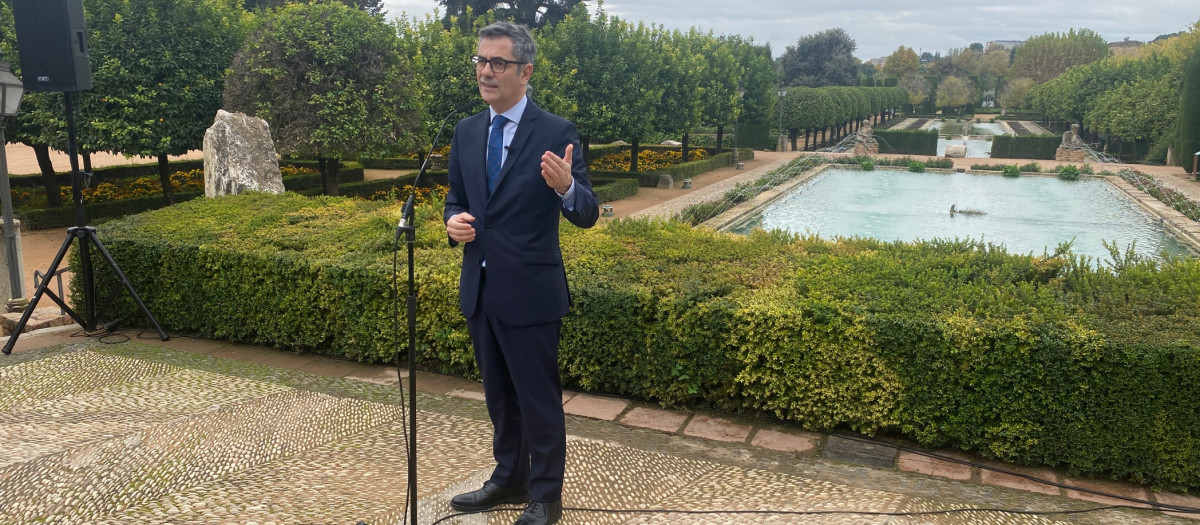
361, 184, 448, 204
588, 148, 710, 172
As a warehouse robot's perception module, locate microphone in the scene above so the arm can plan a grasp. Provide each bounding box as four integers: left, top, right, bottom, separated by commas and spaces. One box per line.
397, 100, 482, 233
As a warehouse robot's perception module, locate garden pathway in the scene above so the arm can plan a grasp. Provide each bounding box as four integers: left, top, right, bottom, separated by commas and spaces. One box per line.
2, 331, 1196, 524
1, 144, 1200, 523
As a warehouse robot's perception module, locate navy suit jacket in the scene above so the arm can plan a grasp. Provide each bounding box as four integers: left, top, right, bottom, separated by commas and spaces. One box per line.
443, 100, 599, 326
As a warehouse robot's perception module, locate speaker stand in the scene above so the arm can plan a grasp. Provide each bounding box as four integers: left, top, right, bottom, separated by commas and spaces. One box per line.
2, 91, 167, 355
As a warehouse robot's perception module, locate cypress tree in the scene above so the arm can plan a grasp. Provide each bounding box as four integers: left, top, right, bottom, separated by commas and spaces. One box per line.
1175, 41, 1200, 172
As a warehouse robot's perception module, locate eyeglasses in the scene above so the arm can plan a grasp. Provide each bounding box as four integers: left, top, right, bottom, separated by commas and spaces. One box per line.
470, 55, 527, 74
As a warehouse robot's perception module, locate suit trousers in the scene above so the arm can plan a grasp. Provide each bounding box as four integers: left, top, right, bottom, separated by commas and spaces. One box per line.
466, 268, 566, 503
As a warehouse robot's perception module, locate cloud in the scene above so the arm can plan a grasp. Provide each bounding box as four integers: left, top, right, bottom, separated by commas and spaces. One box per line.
381, 0, 1197, 59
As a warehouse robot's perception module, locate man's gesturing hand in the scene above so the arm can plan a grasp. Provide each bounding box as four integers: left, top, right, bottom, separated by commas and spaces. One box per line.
446, 212, 477, 243
541, 143, 574, 194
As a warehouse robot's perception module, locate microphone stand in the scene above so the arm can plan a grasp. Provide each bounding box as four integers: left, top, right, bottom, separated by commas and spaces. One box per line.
394, 100, 477, 525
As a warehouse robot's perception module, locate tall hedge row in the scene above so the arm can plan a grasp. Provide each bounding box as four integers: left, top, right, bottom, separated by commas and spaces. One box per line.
872, 129, 938, 155
1175, 40, 1200, 171
990, 135, 1062, 160
77, 193, 1200, 491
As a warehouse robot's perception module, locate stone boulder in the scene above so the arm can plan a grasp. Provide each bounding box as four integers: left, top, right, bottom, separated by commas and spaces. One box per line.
203, 110, 285, 197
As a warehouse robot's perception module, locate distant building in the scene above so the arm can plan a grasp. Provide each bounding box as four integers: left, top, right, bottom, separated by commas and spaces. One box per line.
986, 40, 1023, 51
867, 57, 887, 69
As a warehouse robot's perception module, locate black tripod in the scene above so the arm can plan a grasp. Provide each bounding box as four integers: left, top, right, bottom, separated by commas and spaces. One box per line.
2, 91, 167, 355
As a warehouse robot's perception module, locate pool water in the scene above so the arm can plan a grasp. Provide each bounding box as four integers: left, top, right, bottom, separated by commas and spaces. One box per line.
731, 168, 1194, 262
937, 138, 993, 158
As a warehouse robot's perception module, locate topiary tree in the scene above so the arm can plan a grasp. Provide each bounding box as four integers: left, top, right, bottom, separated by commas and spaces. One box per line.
224, 2, 423, 195
397, 11, 486, 149
1175, 41, 1200, 171
79, 0, 248, 205
537, 6, 663, 169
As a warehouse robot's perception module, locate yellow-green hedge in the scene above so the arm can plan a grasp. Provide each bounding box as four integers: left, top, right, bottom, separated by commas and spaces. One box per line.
76, 193, 1200, 491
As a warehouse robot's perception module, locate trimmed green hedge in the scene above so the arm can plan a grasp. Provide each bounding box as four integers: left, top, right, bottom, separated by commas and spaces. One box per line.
361, 158, 422, 170
873, 129, 938, 155
15, 162, 365, 230
78, 193, 1200, 491
658, 151, 737, 179
990, 135, 1061, 160
589, 151, 736, 188
20, 191, 206, 230
10, 159, 207, 188
591, 177, 639, 203
277, 160, 366, 183
590, 170, 658, 187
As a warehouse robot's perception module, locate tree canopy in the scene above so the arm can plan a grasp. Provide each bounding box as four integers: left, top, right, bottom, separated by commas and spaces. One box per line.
934, 76, 973, 112
536, 7, 662, 146
778, 28, 857, 87
883, 46, 919, 79
1010, 28, 1110, 83
900, 73, 932, 106
997, 78, 1034, 111
78, 0, 247, 203
243, 0, 385, 15
439, 0, 583, 29
224, 1, 422, 195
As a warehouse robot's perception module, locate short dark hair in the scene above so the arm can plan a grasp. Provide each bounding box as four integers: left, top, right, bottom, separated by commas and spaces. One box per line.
479, 21, 537, 64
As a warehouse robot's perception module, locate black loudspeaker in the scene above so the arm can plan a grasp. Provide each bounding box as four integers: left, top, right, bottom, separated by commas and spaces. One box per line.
10, 0, 94, 92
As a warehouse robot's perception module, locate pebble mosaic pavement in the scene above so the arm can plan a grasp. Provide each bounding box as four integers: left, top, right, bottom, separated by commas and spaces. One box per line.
0, 341, 1188, 524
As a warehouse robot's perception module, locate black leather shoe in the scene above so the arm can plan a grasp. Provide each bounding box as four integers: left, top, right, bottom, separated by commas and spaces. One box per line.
449, 481, 529, 512
513, 500, 562, 525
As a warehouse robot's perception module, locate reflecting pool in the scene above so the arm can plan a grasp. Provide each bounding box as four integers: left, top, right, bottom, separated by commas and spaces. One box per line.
937, 138, 993, 158
731, 168, 1194, 262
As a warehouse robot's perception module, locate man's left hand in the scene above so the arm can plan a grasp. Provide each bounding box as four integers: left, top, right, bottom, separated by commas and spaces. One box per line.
541, 143, 574, 194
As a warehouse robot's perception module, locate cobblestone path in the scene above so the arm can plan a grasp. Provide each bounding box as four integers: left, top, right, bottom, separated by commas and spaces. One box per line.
0, 341, 1176, 524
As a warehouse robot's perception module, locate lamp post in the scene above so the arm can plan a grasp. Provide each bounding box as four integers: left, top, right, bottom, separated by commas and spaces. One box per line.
0, 61, 25, 312
777, 87, 787, 152
733, 86, 745, 169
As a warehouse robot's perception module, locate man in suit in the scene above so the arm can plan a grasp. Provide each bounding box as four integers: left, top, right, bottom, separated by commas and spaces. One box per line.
443, 21, 598, 525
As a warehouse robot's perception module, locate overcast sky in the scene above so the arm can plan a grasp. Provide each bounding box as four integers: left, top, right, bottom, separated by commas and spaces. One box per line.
382, 0, 1197, 60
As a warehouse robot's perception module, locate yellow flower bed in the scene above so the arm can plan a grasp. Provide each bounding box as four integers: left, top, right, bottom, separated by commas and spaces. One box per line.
588, 148, 709, 172
363, 184, 448, 204
51, 166, 319, 204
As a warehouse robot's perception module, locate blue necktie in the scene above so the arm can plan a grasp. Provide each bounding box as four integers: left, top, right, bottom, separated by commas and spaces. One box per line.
487, 115, 509, 195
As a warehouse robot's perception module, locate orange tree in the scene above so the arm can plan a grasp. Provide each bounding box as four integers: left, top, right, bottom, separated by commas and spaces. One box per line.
77, 0, 248, 205
224, 2, 423, 196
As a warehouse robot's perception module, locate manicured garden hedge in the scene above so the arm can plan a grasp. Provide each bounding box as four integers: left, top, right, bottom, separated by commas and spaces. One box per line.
76, 192, 1200, 491
590, 177, 639, 203
361, 157, 422, 170
16, 161, 365, 230
591, 151, 737, 188
873, 129, 937, 155
9, 159, 207, 188
990, 135, 1061, 159
21, 191, 206, 230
